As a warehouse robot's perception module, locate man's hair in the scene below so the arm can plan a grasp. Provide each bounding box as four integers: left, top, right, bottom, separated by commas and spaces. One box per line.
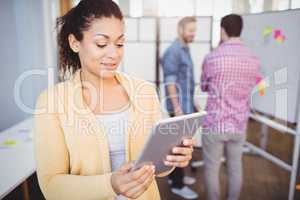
178, 16, 197, 29
221, 14, 243, 37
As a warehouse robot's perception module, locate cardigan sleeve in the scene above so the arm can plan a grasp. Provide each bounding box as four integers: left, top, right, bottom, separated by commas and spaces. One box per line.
34, 90, 117, 200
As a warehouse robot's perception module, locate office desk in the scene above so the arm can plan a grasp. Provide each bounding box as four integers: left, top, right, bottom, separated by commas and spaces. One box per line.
0, 118, 35, 200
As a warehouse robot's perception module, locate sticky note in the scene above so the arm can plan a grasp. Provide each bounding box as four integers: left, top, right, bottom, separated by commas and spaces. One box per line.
1, 140, 18, 147
256, 76, 263, 84
274, 30, 282, 39
257, 80, 266, 96
259, 90, 265, 96
276, 35, 286, 44
262, 26, 273, 37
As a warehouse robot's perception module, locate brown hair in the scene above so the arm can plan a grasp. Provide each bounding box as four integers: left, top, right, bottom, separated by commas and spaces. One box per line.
178, 16, 197, 29
56, 0, 123, 78
221, 14, 243, 37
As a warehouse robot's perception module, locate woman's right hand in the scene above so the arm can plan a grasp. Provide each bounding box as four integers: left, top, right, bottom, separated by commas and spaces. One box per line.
111, 162, 155, 199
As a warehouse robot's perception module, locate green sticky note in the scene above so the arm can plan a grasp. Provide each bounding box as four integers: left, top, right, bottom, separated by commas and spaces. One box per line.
263, 26, 273, 37
2, 140, 18, 146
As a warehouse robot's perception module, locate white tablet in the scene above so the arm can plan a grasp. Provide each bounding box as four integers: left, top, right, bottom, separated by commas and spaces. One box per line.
132, 112, 206, 175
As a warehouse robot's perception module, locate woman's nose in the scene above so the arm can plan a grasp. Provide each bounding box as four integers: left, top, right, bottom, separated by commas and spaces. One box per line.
106, 44, 118, 58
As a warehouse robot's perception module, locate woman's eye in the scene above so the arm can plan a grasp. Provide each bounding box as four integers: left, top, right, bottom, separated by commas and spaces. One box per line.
116, 44, 124, 48
97, 44, 107, 48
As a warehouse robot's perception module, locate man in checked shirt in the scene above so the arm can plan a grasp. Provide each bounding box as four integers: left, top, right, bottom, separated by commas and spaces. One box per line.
201, 14, 261, 200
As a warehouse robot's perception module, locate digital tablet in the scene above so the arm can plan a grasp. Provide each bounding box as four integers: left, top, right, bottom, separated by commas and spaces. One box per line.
132, 112, 206, 175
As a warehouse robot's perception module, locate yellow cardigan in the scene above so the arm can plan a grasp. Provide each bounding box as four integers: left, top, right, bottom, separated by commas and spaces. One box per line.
34, 70, 171, 200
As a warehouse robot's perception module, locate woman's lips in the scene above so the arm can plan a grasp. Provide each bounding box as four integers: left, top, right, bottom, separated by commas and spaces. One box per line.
101, 63, 116, 70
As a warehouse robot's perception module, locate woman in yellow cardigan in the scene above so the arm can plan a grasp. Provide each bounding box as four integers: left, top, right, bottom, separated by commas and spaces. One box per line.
34, 0, 196, 199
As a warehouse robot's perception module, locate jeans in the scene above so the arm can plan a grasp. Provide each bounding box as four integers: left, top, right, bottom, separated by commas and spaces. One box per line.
202, 133, 246, 200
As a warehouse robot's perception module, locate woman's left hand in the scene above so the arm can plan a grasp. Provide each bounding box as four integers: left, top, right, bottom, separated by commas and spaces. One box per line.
164, 138, 196, 168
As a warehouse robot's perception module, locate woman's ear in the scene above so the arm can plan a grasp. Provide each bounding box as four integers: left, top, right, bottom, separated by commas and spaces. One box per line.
68, 34, 80, 53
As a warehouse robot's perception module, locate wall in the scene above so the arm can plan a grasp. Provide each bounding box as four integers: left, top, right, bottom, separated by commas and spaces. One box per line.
0, 0, 58, 131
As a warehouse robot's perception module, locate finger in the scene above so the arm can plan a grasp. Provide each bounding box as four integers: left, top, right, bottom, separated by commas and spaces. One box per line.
123, 165, 151, 184
183, 138, 197, 147
172, 146, 193, 155
125, 171, 155, 198
119, 162, 134, 173
117, 165, 153, 194
166, 155, 191, 163
164, 160, 189, 168
121, 166, 155, 196
128, 175, 154, 198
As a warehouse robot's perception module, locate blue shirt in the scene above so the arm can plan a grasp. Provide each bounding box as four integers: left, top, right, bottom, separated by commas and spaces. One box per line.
161, 39, 195, 114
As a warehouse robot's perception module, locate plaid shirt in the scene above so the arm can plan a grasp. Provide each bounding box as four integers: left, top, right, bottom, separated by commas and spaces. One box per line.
201, 39, 260, 134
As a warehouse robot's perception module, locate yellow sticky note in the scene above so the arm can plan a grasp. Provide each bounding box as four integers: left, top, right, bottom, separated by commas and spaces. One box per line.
2, 140, 18, 147
263, 26, 273, 37
258, 80, 266, 96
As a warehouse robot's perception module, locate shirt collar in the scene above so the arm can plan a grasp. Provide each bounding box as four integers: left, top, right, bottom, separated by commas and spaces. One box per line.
175, 38, 189, 50
222, 38, 243, 46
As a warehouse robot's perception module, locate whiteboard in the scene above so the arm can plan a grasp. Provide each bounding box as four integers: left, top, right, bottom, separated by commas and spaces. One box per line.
159, 17, 212, 42
123, 43, 156, 82
242, 9, 300, 123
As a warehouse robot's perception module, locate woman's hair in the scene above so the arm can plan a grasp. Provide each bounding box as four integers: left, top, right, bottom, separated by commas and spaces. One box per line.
56, 0, 123, 78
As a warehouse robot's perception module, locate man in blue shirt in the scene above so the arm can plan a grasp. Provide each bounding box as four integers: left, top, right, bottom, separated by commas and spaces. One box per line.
161, 16, 198, 199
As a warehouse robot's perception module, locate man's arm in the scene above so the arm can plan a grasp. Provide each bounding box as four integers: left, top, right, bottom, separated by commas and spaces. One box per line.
167, 84, 183, 116
161, 50, 183, 116
200, 58, 209, 92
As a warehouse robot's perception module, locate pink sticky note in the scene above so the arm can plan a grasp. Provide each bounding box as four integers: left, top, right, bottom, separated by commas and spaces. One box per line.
274, 30, 282, 39
256, 76, 262, 84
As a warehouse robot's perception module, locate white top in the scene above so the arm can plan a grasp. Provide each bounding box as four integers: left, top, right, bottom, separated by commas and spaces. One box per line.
96, 110, 129, 200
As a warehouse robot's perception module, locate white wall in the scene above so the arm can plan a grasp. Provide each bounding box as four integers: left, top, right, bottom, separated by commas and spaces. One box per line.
292, 0, 300, 8
0, 0, 58, 131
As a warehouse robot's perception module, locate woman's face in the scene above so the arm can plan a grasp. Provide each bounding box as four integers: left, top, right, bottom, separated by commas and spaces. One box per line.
71, 17, 125, 79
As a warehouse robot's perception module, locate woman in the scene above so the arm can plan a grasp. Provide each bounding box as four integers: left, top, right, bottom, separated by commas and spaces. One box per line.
34, 0, 195, 199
